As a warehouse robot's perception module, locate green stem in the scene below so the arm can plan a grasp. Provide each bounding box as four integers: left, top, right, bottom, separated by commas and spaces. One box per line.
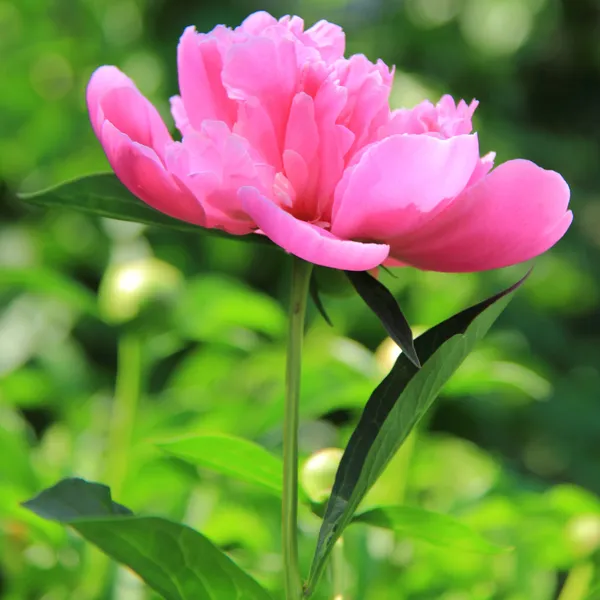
106, 330, 143, 499
83, 330, 143, 599
331, 538, 347, 600
558, 562, 594, 600
283, 257, 313, 600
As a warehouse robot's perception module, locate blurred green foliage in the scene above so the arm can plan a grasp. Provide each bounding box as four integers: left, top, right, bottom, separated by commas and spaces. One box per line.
2, 0, 600, 598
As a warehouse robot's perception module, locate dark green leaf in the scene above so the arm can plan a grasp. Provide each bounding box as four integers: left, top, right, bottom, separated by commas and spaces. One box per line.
18, 173, 270, 245
309, 274, 333, 326
23, 478, 132, 519
346, 270, 420, 368
158, 434, 284, 498
305, 272, 529, 596
353, 505, 505, 554
23, 478, 273, 600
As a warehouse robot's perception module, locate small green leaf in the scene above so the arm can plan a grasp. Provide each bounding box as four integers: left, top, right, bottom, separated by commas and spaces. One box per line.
346, 270, 420, 368
18, 173, 270, 245
353, 505, 505, 554
23, 478, 273, 600
158, 434, 284, 498
305, 272, 529, 596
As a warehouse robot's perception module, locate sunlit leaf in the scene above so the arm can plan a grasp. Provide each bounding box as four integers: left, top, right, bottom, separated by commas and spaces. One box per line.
23, 478, 273, 600
305, 272, 529, 596
353, 505, 505, 554
444, 348, 551, 400
158, 434, 284, 498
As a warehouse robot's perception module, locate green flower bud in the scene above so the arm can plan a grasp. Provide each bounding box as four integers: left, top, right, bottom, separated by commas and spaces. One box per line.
98, 258, 183, 325
375, 337, 401, 374
375, 328, 426, 374
567, 514, 600, 557
301, 447, 344, 504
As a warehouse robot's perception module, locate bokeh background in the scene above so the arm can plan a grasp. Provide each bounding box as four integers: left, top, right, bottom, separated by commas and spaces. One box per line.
2, 0, 600, 598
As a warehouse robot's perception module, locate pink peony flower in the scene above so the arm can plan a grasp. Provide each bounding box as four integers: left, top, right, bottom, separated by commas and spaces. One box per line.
87, 11, 572, 272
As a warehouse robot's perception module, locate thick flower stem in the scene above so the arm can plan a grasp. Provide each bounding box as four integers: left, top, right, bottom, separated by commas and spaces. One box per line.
283, 257, 313, 600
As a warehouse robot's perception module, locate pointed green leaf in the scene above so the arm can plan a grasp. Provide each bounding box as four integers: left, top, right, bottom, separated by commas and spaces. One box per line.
305, 272, 529, 596
353, 505, 505, 554
18, 173, 270, 245
158, 434, 285, 498
23, 478, 273, 600
346, 270, 420, 368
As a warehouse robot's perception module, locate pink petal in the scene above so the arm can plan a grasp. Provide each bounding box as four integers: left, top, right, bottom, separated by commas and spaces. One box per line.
304, 19, 345, 61
282, 150, 309, 204
234, 97, 282, 169
466, 151, 495, 187
87, 66, 133, 136
312, 77, 355, 219
177, 26, 237, 130
101, 121, 206, 226
388, 159, 572, 272
283, 92, 319, 214
336, 55, 394, 153
87, 66, 172, 160
165, 142, 251, 234
222, 35, 298, 152
170, 95, 192, 137
331, 133, 480, 241
435, 95, 478, 136
165, 123, 273, 235
241, 187, 390, 270
285, 93, 319, 169
382, 104, 435, 137
279, 15, 305, 37
380, 96, 478, 139
240, 11, 278, 34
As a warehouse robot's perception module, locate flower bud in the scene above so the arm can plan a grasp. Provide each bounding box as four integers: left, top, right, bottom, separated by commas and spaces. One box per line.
98, 258, 182, 325
375, 328, 425, 374
375, 337, 401, 374
301, 448, 344, 504
566, 514, 600, 558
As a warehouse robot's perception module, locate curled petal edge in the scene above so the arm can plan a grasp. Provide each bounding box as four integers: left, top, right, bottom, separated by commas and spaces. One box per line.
241, 187, 390, 271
